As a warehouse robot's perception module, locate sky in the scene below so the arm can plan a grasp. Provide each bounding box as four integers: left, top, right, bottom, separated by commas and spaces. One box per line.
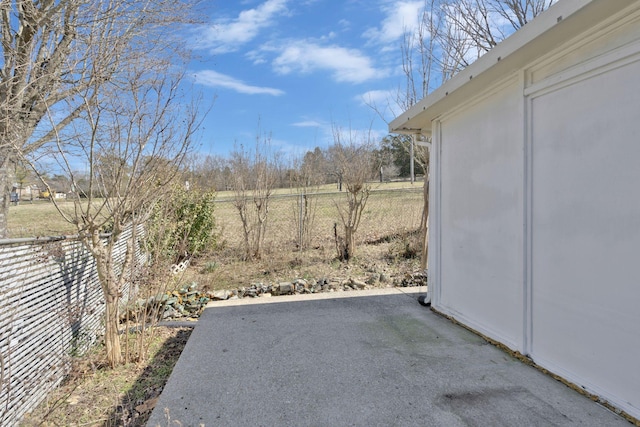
187, 0, 425, 159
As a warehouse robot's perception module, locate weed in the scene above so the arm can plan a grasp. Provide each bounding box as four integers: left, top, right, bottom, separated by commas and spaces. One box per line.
199, 261, 218, 274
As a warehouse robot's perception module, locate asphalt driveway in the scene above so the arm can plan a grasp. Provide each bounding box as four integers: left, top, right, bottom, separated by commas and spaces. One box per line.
147, 288, 628, 426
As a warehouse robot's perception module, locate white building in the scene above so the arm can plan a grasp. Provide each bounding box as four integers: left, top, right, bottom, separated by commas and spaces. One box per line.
390, 0, 640, 420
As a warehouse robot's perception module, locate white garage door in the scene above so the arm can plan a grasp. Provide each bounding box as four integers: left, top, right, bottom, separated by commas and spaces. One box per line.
530, 58, 640, 414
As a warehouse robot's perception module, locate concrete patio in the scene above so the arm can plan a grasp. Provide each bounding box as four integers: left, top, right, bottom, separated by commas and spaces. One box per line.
147, 288, 629, 426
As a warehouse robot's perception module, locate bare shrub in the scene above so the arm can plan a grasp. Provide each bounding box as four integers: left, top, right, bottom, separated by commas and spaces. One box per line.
288, 157, 322, 251
230, 131, 279, 260
329, 127, 378, 261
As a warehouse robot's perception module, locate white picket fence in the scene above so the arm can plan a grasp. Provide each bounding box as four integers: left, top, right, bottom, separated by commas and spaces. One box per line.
0, 224, 145, 425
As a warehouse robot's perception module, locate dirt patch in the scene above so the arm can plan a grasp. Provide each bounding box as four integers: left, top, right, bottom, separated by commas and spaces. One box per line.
187, 239, 422, 293
21, 327, 192, 427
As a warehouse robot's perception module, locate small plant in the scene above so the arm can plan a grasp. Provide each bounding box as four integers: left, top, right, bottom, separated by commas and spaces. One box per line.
146, 187, 217, 264
387, 230, 422, 260
200, 261, 218, 274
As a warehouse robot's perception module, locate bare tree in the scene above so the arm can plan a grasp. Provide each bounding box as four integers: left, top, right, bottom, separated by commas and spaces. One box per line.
288, 154, 321, 250
440, 0, 556, 81
0, 0, 197, 237
469, 0, 556, 34
230, 131, 279, 260
17, 62, 202, 367
390, 0, 556, 269
301, 147, 328, 186
186, 154, 230, 191
330, 126, 378, 261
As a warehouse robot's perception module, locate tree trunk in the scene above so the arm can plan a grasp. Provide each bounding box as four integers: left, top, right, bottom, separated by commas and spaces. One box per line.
104, 292, 123, 367
0, 157, 11, 238
91, 240, 123, 367
344, 225, 355, 261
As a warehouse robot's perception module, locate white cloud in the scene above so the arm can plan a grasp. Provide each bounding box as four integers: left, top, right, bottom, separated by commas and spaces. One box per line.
199, 0, 289, 54
271, 40, 385, 84
269, 137, 318, 158
292, 120, 324, 128
193, 70, 284, 96
358, 89, 405, 121
359, 89, 395, 106
364, 1, 424, 45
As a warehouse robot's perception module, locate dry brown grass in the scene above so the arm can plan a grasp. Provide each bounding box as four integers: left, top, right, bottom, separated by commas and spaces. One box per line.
183, 183, 424, 291
213, 179, 420, 201
20, 327, 192, 427
214, 185, 423, 251
6, 198, 117, 238
8, 183, 425, 291
6, 200, 77, 237
186, 237, 422, 294
7, 180, 424, 242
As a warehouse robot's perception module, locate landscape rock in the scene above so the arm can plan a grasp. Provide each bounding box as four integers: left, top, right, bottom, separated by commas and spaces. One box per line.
350, 279, 367, 290
293, 278, 308, 287
212, 290, 231, 300
141, 270, 428, 321
162, 307, 177, 319
366, 273, 380, 285
401, 271, 428, 287
278, 282, 294, 295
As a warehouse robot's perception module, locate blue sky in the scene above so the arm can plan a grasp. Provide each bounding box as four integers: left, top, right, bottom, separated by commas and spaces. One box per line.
188, 0, 424, 158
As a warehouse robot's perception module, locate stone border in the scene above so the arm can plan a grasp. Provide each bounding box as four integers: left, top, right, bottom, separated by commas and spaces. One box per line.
149, 271, 428, 320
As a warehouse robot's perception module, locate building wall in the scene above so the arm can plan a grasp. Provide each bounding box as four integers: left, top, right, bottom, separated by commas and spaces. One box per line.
526, 18, 640, 417
430, 7, 640, 419
436, 77, 524, 351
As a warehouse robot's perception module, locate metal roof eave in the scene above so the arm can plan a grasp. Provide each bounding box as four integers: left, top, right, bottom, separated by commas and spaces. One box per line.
388, 0, 636, 135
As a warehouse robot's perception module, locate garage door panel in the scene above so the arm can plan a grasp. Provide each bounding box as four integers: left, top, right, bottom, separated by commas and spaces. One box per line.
531, 60, 640, 408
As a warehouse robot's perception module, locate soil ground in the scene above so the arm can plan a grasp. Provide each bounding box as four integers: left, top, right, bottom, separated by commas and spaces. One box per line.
21, 327, 192, 427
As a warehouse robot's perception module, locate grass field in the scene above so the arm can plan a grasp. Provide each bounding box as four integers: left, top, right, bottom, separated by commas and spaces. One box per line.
213, 185, 424, 251
6, 181, 426, 291
7, 200, 78, 238
6, 180, 425, 242
189, 183, 425, 291
212, 179, 420, 201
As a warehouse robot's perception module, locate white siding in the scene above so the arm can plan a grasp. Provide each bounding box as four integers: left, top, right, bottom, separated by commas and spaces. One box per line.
436, 78, 524, 350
